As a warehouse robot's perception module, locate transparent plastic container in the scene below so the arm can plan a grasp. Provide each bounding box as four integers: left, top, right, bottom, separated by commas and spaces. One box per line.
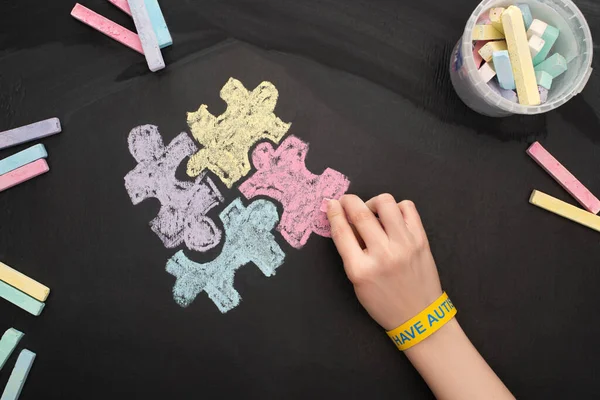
450, 0, 593, 117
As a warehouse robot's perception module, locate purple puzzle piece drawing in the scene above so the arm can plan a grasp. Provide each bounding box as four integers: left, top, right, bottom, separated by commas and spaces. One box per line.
238, 135, 350, 249
166, 198, 286, 313
124, 125, 224, 252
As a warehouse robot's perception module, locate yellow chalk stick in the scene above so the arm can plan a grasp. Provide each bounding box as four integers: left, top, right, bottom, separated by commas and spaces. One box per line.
502, 6, 540, 106
0, 262, 50, 302
478, 40, 507, 62
489, 7, 505, 34
472, 25, 504, 41
530, 190, 600, 233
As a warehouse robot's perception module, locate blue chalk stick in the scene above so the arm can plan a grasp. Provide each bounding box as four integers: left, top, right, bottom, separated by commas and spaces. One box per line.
1, 349, 36, 400
0, 329, 23, 371
536, 70, 553, 90
0, 281, 45, 317
517, 4, 533, 30
0, 144, 48, 176
144, 0, 172, 48
533, 25, 559, 66
492, 50, 516, 90
535, 53, 568, 79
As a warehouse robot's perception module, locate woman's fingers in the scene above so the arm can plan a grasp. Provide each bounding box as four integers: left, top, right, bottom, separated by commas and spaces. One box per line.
365, 193, 410, 241
398, 200, 428, 246
339, 195, 388, 250
326, 199, 364, 264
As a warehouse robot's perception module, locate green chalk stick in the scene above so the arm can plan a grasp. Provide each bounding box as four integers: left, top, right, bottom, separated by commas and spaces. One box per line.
0, 329, 23, 371
536, 70, 553, 90
533, 25, 559, 65
0, 281, 44, 316
535, 53, 568, 79
1, 349, 36, 400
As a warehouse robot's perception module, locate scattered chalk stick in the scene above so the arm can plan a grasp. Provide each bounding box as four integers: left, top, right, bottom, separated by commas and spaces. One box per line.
0, 159, 49, 194
536, 70, 553, 90
530, 190, 600, 233
493, 50, 516, 90
528, 35, 545, 59
0, 262, 50, 302
478, 62, 496, 83
527, 19, 548, 40
527, 142, 600, 214
0, 349, 36, 400
0, 145, 47, 176
489, 8, 505, 34
107, 0, 131, 15
489, 80, 518, 103
472, 25, 504, 41
71, 4, 143, 55
534, 53, 567, 79
478, 40, 507, 63
127, 0, 165, 72
533, 25, 559, 66
144, 0, 172, 48
502, 6, 540, 106
0, 280, 45, 316
473, 41, 487, 67
0, 329, 23, 371
0, 118, 60, 151
517, 4, 533, 30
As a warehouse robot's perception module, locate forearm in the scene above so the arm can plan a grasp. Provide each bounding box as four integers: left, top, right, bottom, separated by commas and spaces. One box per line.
405, 318, 515, 400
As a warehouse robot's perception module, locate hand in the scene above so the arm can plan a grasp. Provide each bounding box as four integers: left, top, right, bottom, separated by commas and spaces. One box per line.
326, 194, 442, 331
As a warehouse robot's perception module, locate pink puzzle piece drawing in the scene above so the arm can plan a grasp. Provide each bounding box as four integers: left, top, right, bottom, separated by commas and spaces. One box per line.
239, 135, 350, 249
124, 125, 224, 252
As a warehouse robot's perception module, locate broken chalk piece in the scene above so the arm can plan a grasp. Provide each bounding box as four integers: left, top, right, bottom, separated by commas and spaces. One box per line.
70, 4, 143, 55
107, 0, 131, 15
527, 19, 548, 40
0, 280, 45, 316
0, 159, 49, 194
527, 142, 600, 214
517, 4, 533, 30
320, 199, 331, 213
473, 41, 487, 67
478, 62, 496, 83
0, 349, 36, 400
0, 144, 47, 176
534, 53, 567, 79
127, 0, 165, 72
530, 190, 600, 233
528, 35, 545, 59
478, 40, 507, 63
536, 70, 553, 90
533, 25, 559, 66
472, 25, 504, 41
144, 0, 172, 48
0, 262, 50, 302
502, 6, 540, 106
0, 118, 61, 151
493, 50, 516, 90
538, 86, 548, 103
489, 80, 518, 103
0, 329, 23, 371
489, 8, 505, 34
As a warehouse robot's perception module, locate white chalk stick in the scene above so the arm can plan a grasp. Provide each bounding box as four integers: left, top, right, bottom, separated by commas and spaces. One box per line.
127, 0, 165, 72
0, 118, 61, 151
0, 349, 36, 400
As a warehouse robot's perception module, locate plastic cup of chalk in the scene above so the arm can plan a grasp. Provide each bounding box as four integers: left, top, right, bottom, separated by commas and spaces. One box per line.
450, 0, 593, 117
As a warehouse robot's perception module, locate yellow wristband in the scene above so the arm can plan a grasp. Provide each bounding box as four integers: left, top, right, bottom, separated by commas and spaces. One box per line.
386, 292, 457, 351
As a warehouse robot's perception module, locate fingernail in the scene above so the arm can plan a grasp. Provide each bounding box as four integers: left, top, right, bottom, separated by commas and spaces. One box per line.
320, 198, 332, 212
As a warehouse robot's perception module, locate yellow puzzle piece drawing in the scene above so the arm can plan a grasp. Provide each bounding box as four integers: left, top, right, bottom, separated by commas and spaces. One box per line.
186, 78, 292, 188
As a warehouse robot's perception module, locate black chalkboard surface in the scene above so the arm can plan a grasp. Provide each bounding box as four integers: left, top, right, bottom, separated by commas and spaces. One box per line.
1, 1, 600, 398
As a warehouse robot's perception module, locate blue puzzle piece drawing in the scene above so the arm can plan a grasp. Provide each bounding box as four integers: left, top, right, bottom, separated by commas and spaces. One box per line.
166, 198, 286, 313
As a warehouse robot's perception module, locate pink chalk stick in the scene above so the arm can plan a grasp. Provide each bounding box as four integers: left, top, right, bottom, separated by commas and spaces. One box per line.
107, 0, 132, 16
473, 41, 487, 68
0, 159, 49, 193
527, 142, 600, 214
71, 3, 143, 55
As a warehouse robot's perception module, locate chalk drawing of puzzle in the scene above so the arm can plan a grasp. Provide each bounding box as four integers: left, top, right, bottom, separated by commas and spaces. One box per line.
124, 78, 351, 313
